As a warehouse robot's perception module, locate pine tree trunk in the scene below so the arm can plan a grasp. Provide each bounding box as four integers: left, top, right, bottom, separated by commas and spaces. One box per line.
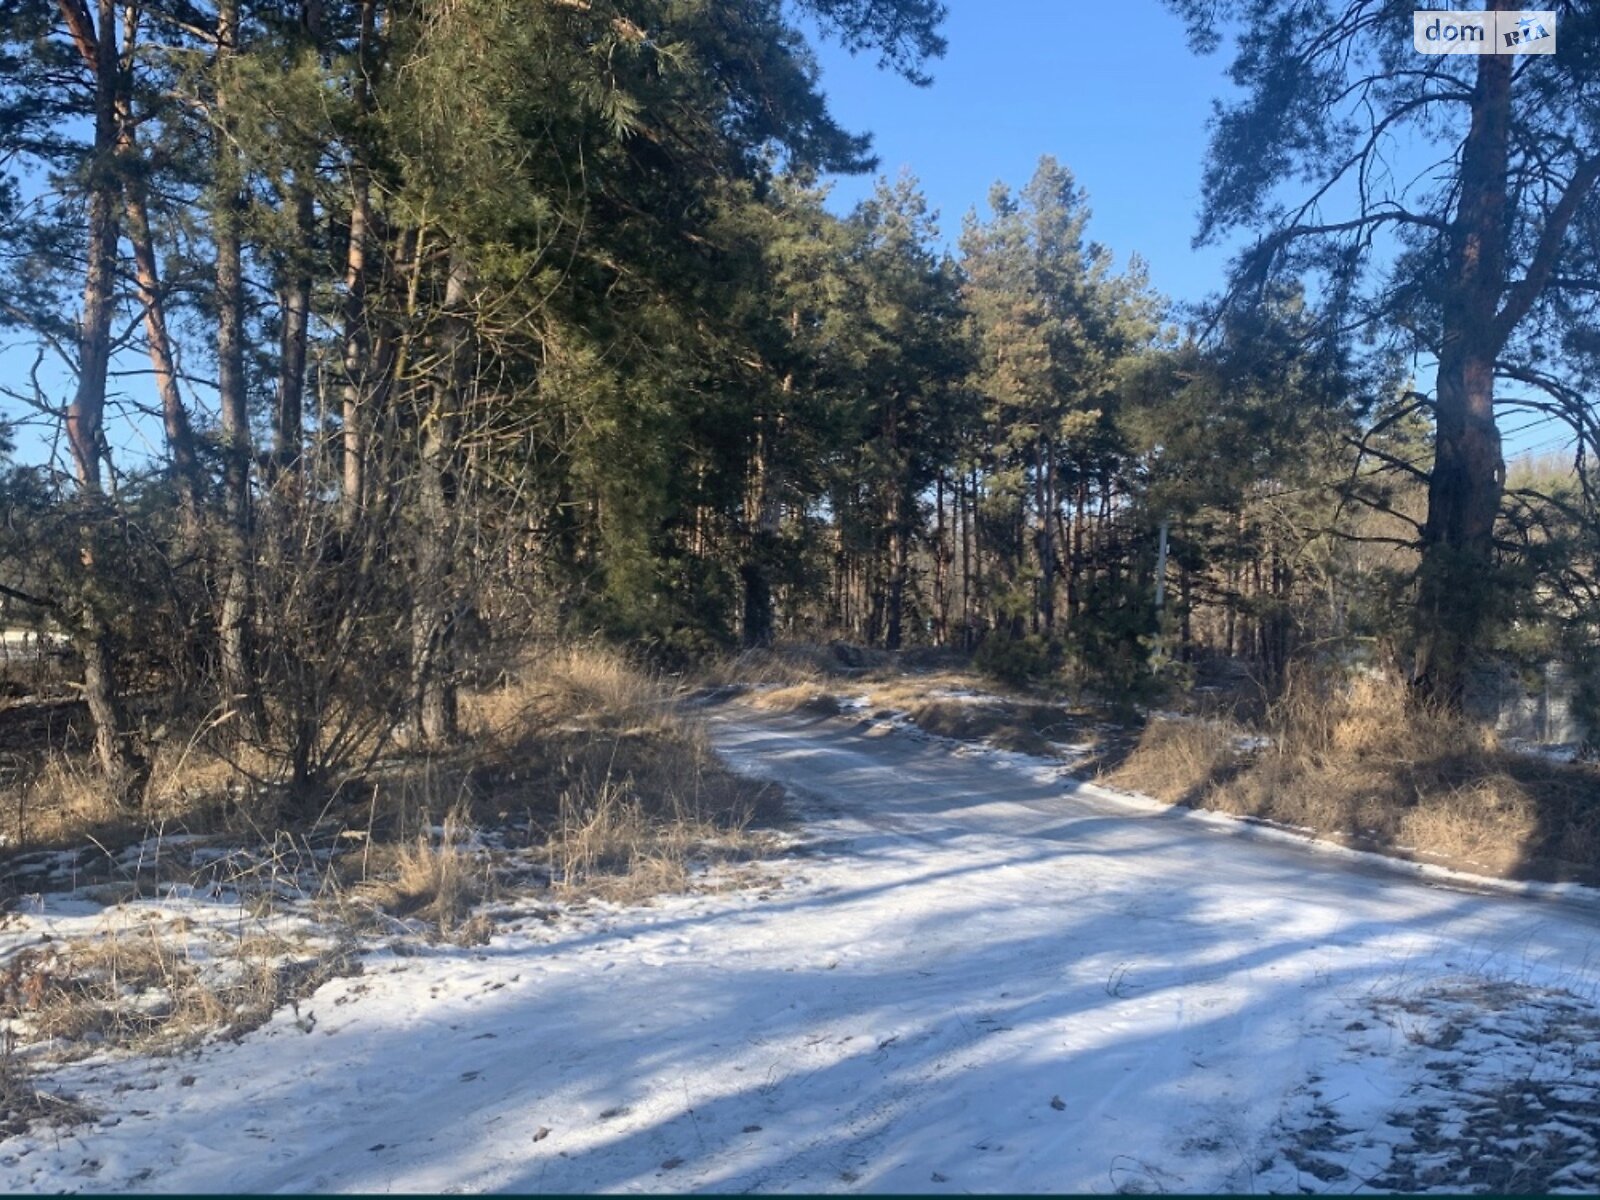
885, 487, 907, 651
1413, 36, 1512, 706
115, 11, 196, 532
66, 0, 145, 795
960, 464, 972, 649
276, 184, 314, 481
340, 0, 379, 519
275, 0, 320, 485
1069, 481, 1085, 621
932, 474, 948, 647
123, 183, 202, 536
1033, 434, 1055, 634
740, 387, 785, 649
341, 180, 370, 516
214, 0, 267, 741
412, 251, 471, 746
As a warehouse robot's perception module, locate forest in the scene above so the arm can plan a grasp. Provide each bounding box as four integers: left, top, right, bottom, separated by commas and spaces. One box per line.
0, 0, 1597, 799
4, 3, 1600, 1191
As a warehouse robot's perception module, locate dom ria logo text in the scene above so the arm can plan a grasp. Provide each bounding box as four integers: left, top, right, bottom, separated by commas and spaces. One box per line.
1413, 9, 1555, 54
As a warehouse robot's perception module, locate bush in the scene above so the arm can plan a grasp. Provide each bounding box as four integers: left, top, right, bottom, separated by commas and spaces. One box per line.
974, 633, 1060, 688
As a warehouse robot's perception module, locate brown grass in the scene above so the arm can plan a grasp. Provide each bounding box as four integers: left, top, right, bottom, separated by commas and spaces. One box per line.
0, 923, 350, 1059
1107, 668, 1600, 881
0, 1038, 93, 1135
737, 662, 1120, 766
458, 644, 782, 902
725, 648, 1600, 883
1, 730, 283, 853
0, 642, 779, 1137
1105, 717, 1245, 806
902, 697, 1102, 757
745, 684, 845, 717
544, 776, 754, 902
341, 805, 491, 936
1, 642, 780, 904
464, 642, 679, 739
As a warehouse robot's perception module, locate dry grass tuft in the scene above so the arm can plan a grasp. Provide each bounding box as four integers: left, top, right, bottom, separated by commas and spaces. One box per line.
465, 643, 677, 743
545, 775, 749, 902
0, 923, 349, 1059
697, 642, 924, 692
5, 755, 125, 846
745, 684, 844, 717
455, 644, 781, 903
2, 731, 281, 853
696, 647, 827, 689
346, 806, 490, 935
1109, 667, 1600, 880
1106, 717, 1244, 806
0, 1038, 93, 1135
1272, 669, 1492, 765
903, 696, 1099, 757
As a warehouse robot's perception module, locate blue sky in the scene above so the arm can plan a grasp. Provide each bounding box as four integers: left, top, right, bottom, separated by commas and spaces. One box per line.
808, 0, 1242, 306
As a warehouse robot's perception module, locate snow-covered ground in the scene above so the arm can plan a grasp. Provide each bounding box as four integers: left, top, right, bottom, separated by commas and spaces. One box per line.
5, 703, 1600, 1192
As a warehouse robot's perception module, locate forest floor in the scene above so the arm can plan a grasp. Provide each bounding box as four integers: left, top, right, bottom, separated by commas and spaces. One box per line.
2, 684, 1600, 1191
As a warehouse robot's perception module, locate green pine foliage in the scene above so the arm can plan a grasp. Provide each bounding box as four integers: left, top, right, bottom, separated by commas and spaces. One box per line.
0, 0, 1596, 789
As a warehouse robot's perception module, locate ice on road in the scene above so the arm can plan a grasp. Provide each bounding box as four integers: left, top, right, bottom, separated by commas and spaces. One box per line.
5, 703, 1600, 1193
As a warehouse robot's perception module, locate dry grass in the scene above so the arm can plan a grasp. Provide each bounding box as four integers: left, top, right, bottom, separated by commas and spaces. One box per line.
695, 642, 918, 690
1107, 668, 1600, 880
0, 641, 780, 905
696, 647, 829, 689
901, 696, 1102, 757
458, 644, 782, 902
1, 730, 283, 853
0, 642, 780, 1139
0, 922, 349, 1059
545, 776, 752, 902
342, 805, 491, 937
0, 1038, 92, 1135
465, 642, 678, 742
737, 660, 1117, 764
1105, 717, 1245, 806
720, 647, 1600, 882
745, 683, 846, 717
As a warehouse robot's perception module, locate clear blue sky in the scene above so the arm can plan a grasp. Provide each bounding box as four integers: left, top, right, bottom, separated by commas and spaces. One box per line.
807, 0, 1242, 307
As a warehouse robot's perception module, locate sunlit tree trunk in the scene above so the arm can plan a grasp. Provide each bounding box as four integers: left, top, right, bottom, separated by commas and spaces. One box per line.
63, 0, 145, 793
214, 0, 267, 739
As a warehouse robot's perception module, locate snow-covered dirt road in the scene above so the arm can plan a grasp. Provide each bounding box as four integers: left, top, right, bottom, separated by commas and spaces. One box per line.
7, 702, 1600, 1193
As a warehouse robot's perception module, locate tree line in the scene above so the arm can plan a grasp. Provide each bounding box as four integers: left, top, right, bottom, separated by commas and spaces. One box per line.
1, 0, 1597, 802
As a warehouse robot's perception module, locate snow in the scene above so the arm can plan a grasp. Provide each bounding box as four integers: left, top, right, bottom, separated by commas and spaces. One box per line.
5, 703, 1600, 1192
1501, 735, 1587, 764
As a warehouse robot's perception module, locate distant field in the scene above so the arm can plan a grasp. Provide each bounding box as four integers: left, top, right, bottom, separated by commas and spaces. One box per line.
0, 629, 68, 659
